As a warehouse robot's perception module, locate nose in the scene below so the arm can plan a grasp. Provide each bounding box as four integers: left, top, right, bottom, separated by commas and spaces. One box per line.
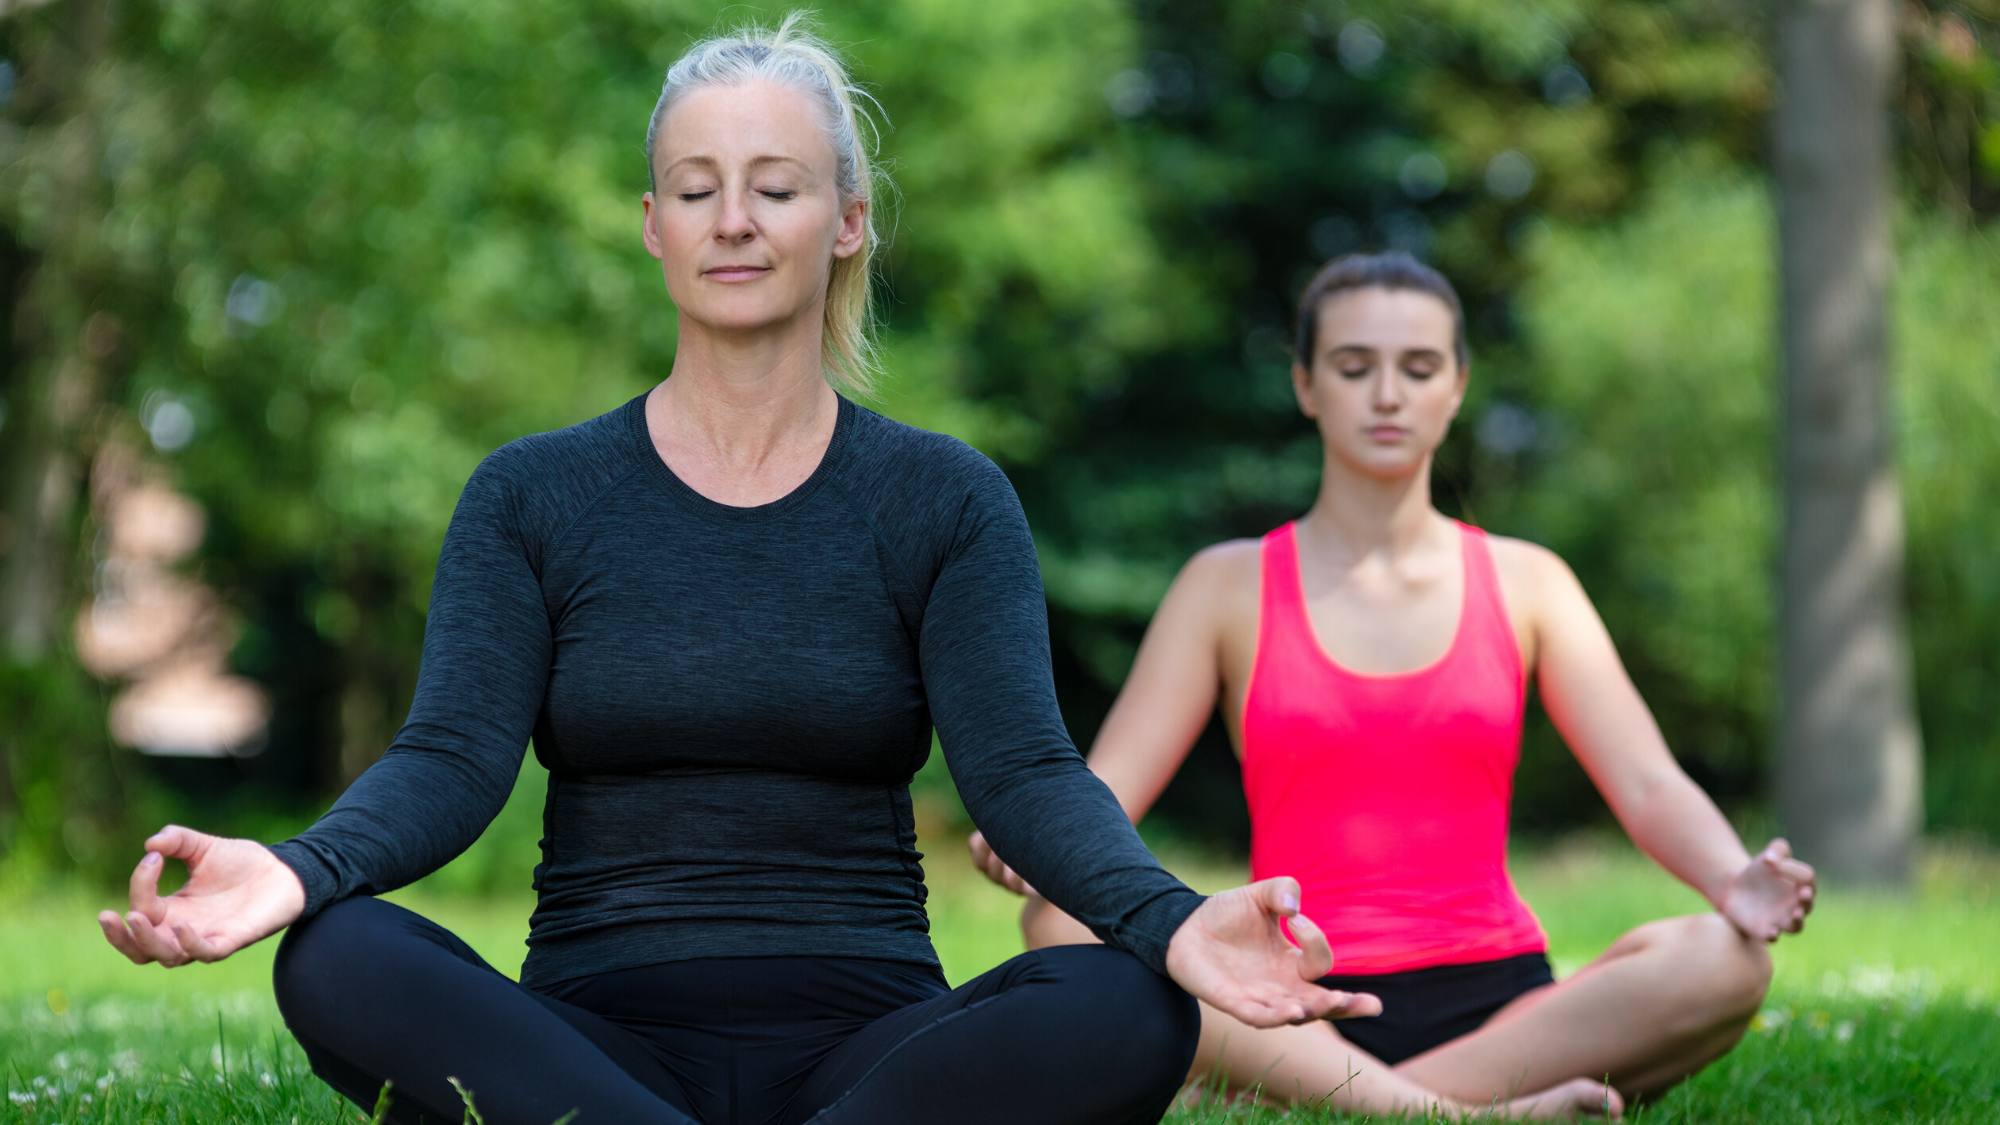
1368, 366, 1404, 413
714, 183, 756, 245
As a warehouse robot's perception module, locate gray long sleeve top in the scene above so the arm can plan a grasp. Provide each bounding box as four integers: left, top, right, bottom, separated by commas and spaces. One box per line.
270, 394, 1204, 989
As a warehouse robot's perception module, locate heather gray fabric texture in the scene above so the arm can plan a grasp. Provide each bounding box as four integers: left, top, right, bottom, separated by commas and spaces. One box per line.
269, 394, 1203, 987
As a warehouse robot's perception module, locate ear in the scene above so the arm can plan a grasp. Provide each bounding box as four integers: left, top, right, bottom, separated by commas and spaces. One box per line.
1444, 360, 1470, 421
640, 192, 666, 262
1291, 360, 1317, 419
832, 196, 868, 261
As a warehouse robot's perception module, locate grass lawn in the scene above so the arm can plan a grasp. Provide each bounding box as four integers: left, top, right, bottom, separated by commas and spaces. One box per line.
1, 835, 1994, 1123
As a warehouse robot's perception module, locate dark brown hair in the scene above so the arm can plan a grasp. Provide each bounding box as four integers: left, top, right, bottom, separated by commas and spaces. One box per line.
1294, 251, 1468, 372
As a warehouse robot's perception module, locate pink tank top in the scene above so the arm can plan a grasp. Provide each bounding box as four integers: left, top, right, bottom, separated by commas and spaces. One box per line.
1241, 521, 1546, 973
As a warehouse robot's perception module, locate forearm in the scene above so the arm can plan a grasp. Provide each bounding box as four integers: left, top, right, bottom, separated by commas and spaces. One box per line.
958, 753, 1202, 970
272, 738, 522, 914
1614, 772, 1752, 907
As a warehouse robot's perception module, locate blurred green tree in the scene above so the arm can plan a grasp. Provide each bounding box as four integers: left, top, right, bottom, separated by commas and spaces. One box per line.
0, 0, 1995, 883
0, 0, 1193, 876
1012, 0, 2000, 849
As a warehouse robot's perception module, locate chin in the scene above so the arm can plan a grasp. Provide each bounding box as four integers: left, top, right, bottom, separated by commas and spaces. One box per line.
1339, 451, 1428, 480
682, 298, 809, 336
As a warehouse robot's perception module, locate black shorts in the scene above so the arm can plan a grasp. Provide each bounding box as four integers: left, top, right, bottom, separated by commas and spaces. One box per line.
1318, 952, 1556, 1066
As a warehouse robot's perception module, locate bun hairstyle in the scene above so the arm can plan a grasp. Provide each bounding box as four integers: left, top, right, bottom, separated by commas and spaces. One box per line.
647, 13, 886, 397
1295, 251, 1469, 372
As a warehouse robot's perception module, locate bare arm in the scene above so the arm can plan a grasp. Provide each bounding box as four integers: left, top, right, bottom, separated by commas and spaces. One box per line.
1518, 543, 1813, 940
971, 544, 1244, 859
1086, 546, 1244, 818
970, 545, 1245, 928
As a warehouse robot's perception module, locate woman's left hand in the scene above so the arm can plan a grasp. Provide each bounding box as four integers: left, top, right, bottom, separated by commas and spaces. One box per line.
966, 830, 1036, 896
1719, 838, 1816, 942
1164, 877, 1383, 1028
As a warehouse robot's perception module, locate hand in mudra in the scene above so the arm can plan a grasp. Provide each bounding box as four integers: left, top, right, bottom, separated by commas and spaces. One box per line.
966, 830, 1035, 896
1719, 838, 1815, 943
97, 826, 305, 967
1167, 877, 1381, 1028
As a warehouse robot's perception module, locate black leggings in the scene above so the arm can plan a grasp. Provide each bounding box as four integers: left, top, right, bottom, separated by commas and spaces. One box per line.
273, 898, 1198, 1125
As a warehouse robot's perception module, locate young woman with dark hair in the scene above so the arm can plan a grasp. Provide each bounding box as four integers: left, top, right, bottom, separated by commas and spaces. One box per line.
972, 251, 1816, 1119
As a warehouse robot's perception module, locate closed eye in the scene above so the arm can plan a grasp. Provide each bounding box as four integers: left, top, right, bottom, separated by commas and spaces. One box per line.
678, 190, 715, 202
1400, 354, 1445, 379
760, 190, 797, 201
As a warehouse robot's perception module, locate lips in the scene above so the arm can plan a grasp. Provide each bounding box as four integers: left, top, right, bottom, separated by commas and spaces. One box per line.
704, 265, 770, 282
1366, 426, 1407, 441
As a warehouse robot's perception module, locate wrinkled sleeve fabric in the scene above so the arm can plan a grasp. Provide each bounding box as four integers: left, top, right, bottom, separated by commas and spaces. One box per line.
919, 463, 1204, 976
269, 456, 549, 917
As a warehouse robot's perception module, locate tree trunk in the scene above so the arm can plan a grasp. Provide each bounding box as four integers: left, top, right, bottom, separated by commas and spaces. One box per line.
0, 1, 112, 660
1773, 0, 1922, 885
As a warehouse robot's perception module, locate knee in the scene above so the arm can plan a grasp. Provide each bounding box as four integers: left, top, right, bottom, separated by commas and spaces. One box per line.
1655, 914, 1771, 1027
1037, 946, 1200, 1079
273, 897, 406, 1026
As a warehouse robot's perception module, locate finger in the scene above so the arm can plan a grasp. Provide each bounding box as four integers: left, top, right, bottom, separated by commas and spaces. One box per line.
1251, 876, 1303, 917
1774, 858, 1816, 885
128, 852, 167, 925
125, 911, 190, 967
145, 824, 206, 862
175, 922, 232, 964
98, 912, 152, 965
1765, 838, 1792, 861
1603, 1084, 1626, 1119
1288, 983, 1381, 1024
968, 833, 1018, 889
1284, 910, 1334, 980
1321, 989, 1383, 1021
1211, 982, 1317, 1030
1243, 997, 1310, 1029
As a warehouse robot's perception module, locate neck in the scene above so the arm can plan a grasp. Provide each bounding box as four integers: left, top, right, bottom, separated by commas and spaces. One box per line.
652, 306, 836, 471
1297, 452, 1441, 562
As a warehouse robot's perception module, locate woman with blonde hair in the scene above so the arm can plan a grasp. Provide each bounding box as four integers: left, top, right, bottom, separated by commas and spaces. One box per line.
97, 18, 1378, 1125
972, 251, 1816, 1119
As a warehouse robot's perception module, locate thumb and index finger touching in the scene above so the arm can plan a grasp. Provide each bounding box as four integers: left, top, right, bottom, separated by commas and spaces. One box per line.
1761, 838, 1816, 883
126, 825, 213, 921
1241, 877, 1382, 1020
1244, 877, 1327, 968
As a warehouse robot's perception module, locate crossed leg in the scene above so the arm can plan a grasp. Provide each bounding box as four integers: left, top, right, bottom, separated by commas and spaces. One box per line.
279, 897, 1200, 1125
1190, 913, 1771, 1117
1399, 913, 1771, 1102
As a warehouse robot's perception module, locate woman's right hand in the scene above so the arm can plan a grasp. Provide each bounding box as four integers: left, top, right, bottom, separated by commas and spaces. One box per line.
97, 825, 305, 967
966, 830, 1036, 896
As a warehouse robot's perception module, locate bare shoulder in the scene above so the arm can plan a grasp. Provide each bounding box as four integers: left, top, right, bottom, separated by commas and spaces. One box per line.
1159, 537, 1262, 623
1484, 533, 1571, 583
1484, 532, 1592, 621
1182, 537, 1262, 586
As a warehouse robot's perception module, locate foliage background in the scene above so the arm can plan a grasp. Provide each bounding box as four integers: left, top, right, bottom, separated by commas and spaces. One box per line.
0, 0, 1995, 885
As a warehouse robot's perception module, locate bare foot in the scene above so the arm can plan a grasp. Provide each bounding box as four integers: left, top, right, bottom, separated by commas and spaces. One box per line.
1505, 1077, 1624, 1119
